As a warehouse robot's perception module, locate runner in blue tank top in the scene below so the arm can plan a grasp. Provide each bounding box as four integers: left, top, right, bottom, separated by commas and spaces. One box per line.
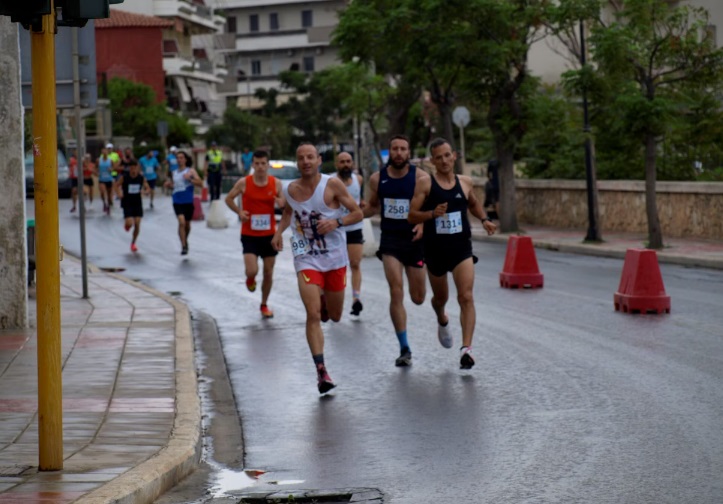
364, 135, 429, 367
409, 138, 497, 370
163, 150, 203, 255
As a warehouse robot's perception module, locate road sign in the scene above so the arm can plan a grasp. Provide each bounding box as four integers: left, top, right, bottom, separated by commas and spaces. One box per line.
19, 21, 97, 109
453, 106, 470, 128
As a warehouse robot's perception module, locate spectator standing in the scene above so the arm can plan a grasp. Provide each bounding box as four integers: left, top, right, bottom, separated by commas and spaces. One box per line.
205, 141, 226, 201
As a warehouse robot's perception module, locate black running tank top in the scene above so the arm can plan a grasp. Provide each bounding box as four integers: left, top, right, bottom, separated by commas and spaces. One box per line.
378, 165, 417, 233
422, 175, 471, 241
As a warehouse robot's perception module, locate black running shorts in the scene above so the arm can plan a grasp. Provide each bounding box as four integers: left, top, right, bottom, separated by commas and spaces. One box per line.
173, 203, 194, 222
346, 229, 364, 245
376, 232, 424, 268
241, 234, 278, 258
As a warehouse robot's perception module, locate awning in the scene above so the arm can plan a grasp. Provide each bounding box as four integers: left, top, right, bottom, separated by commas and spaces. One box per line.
173, 76, 192, 103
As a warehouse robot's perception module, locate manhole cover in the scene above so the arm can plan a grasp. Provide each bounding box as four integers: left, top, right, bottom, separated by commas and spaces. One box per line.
237, 489, 382, 504
99, 267, 126, 273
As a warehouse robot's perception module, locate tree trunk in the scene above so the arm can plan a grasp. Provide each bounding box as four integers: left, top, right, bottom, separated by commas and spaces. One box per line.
644, 133, 663, 249
497, 145, 518, 233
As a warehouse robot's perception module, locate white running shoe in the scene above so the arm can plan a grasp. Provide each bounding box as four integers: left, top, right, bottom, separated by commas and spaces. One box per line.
438, 323, 453, 349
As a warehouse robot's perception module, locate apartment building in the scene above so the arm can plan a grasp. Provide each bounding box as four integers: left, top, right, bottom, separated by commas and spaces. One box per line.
212, 0, 347, 109
529, 0, 722, 84
115, 0, 227, 133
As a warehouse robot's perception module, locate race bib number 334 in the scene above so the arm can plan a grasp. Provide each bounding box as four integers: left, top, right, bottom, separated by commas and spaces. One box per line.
251, 214, 271, 231
384, 198, 410, 220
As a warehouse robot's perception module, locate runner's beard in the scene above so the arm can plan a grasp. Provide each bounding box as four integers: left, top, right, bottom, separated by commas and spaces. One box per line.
389, 157, 409, 170
339, 168, 353, 179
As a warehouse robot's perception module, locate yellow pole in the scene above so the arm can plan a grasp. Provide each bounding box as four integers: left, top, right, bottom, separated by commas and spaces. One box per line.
31, 1, 63, 471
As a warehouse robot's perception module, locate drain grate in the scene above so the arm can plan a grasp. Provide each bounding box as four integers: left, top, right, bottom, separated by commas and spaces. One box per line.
0, 465, 32, 476
237, 488, 382, 504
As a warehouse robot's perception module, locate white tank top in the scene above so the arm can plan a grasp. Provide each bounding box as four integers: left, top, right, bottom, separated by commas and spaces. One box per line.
338, 173, 363, 232
283, 174, 348, 272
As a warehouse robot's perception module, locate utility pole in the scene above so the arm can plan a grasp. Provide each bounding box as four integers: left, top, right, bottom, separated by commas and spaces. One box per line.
31, 1, 64, 470
72, 26, 89, 298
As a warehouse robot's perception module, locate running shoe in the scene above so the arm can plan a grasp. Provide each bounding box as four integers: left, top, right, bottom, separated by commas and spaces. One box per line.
460, 347, 475, 370
130, 243, 138, 253
70, 207, 76, 213
181, 245, 188, 256
438, 322, 453, 349
320, 295, 329, 322
317, 366, 336, 394
246, 277, 257, 292
350, 299, 363, 316
260, 304, 274, 318
395, 347, 412, 367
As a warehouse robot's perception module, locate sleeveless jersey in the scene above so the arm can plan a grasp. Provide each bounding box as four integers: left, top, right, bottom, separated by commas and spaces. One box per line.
283, 174, 347, 273
378, 165, 417, 235
98, 156, 113, 182
121, 173, 145, 208
421, 175, 472, 245
172, 168, 195, 204
241, 175, 277, 237
338, 173, 363, 232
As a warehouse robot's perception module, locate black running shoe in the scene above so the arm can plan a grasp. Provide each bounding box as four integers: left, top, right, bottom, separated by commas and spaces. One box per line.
460, 348, 475, 370
181, 245, 188, 256
317, 367, 336, 394
395, 347, 412, 367
350, 299, 363, 316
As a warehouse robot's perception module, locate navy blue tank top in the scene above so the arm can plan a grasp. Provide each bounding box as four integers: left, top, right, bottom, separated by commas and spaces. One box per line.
378, 165, 417, 234
421, 175, 471, 241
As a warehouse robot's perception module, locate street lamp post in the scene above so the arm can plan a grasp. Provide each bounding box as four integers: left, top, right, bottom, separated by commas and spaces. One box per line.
580, 19, 601, 242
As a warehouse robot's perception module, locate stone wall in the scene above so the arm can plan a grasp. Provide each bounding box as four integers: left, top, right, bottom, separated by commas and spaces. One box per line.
472, 178, 723, 240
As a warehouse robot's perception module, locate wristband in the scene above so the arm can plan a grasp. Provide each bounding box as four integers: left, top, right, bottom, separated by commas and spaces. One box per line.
336, 217, 344, 228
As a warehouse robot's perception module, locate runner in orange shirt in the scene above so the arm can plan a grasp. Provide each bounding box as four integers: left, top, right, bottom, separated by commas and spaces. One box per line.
225, 150, 285, 318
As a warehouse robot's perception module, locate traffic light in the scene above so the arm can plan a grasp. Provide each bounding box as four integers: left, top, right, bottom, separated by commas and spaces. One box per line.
0, 0, 51, 30
0, 0, 124, 29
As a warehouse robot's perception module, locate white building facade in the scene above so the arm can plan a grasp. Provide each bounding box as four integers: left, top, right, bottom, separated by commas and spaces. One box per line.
211, 0, 346, 109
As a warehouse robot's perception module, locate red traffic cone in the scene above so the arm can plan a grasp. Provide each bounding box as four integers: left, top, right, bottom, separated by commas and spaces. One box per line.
499, 235, 544, 289
614, 249, 670, 314
192, 195, 205, 221
201, 185, 209, 202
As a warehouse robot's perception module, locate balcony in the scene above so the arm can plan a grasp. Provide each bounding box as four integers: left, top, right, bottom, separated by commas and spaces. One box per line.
233, 32, 327, 53
153, 0, 224, 33
163, 55, 223, 84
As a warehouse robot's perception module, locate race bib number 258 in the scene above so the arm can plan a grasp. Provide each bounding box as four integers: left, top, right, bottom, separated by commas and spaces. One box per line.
384, 198, 410, 220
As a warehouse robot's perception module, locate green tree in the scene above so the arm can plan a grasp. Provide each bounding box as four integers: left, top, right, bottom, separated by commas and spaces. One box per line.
107, 78, 193, 147
576, 0, 722, 249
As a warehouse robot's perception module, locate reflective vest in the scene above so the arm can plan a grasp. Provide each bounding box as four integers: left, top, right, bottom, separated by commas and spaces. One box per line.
208, 149, 223, 165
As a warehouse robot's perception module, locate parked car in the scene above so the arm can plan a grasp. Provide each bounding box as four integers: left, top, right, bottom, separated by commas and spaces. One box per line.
25, 150, 72, 198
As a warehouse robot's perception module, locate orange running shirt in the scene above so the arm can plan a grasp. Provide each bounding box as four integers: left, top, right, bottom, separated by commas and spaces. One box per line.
241, 175, 277, 236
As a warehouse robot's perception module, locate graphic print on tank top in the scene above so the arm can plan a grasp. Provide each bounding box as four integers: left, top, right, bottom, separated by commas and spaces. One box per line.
291, 209, 329, 256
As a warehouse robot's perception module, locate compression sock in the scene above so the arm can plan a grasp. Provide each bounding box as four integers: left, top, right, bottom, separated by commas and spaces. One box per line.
396, 330, 409, 352
312, 354, 325, 367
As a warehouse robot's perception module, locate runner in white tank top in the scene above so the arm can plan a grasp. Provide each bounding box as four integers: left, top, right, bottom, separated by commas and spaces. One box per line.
272, 144, 363, 394
335, 152, 366, 317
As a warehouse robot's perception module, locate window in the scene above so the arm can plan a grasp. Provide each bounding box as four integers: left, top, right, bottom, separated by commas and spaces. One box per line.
303, 56, 314, 72
249, 14, 259, 33
162, 39, 179, 56
251, 60, 261, 76
301, 10, 313, 28
226, 16, 236, 33
270, 12, 279, 31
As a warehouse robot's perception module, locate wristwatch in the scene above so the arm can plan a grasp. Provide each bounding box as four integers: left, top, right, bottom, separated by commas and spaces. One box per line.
336, 217, 344, 228
481, 217, 491, 223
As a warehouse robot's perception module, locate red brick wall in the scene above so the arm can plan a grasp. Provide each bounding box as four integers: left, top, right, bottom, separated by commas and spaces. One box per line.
95, 27, 166, 103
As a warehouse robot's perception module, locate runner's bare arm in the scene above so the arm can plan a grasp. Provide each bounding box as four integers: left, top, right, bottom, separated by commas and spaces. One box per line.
189, 169, 204, 187
224, 177, 246, 215
274, 178, 286, 210
408, 176, 436, 224
464, 176, 496, 235
317, 178, 363, 236
143, 180, 151, 196
272, 203, 294, 251
115, 176, 124, 199
357, 174, 367, 209
362, 172, 380, 218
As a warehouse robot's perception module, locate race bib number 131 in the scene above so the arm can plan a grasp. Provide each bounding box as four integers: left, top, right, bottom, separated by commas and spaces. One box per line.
435, 211, 463, 235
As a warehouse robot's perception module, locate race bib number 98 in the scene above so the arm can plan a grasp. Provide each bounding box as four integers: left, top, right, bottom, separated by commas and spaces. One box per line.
435, 211, 463, 235
251, 214, 271, 231
290, 232, 310, 257
384, 198, 410, 220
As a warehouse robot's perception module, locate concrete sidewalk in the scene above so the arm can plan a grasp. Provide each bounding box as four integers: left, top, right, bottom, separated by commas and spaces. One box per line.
0, 258, 200, 504
475, 224, 723, 270
0, 223, 721, 504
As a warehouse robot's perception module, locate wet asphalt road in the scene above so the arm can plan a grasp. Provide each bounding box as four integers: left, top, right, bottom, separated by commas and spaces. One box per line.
46, 195, 723, 503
